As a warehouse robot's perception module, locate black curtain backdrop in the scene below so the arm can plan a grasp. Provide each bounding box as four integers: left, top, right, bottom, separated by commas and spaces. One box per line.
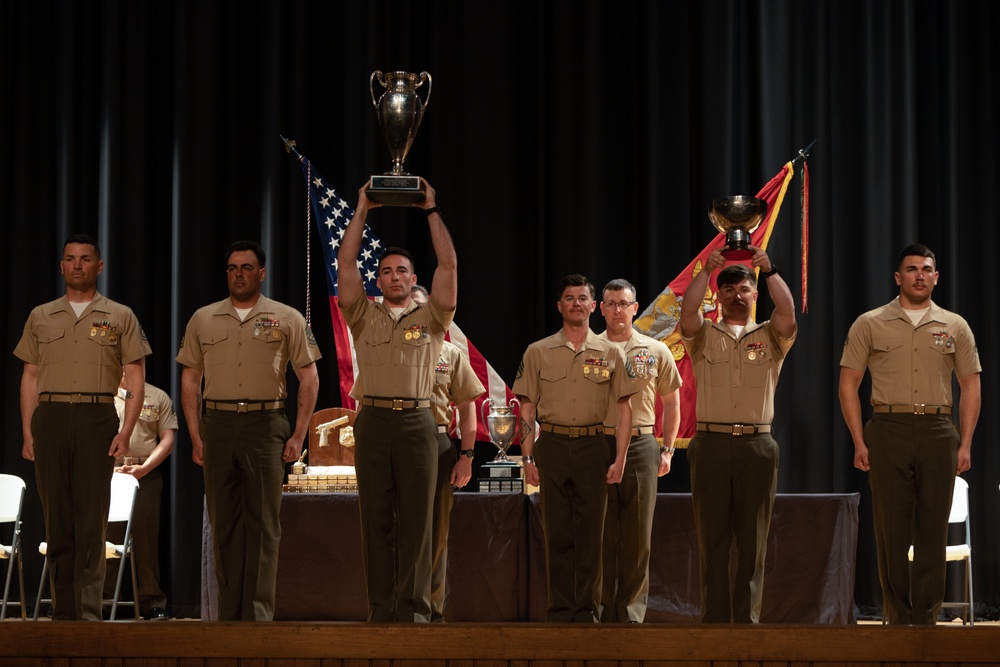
1, 0, 997, 621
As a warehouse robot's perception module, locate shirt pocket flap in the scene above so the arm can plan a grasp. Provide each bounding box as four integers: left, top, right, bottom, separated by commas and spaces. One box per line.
37, 327, 66, 344
203, 330, 230, 346
540, 367, 568, 383
873, 337, 902, 353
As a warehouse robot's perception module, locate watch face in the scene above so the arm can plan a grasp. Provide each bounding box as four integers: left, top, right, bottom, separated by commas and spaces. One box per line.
461, 449, 475, 458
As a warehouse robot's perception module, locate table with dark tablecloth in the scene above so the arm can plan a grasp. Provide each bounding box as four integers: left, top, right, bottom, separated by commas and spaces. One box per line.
202, 492, 859, 623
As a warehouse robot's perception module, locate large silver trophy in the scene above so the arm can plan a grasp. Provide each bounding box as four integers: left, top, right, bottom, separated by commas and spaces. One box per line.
708, 196, 767, 260
478, 398, 524, 493
365, 70, 432, 206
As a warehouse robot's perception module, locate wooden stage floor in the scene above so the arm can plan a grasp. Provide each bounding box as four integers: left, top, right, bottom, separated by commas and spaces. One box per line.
0, 621, 998, 666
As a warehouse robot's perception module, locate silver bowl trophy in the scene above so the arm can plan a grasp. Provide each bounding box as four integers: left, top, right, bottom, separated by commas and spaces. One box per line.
478, 398, 524, 493
365, 70, 432, 206
708, 196, 767, 260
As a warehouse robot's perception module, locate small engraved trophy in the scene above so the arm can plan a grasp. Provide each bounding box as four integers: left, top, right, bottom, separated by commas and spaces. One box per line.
708, 196, 768, 260
478, 398, 524, 493
366, 70, 432, 206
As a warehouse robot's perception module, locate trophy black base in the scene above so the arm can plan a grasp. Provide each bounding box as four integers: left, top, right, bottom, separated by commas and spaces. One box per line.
366, 175, 425, 206
476, 460, 523, 493
477, 478, 524, 493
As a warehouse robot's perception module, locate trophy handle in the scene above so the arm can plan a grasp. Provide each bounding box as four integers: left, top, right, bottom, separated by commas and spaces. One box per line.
417, 71, 432, 112
480, 398, 492, 429
369, 70, 384, 111
508, 397, 521, 442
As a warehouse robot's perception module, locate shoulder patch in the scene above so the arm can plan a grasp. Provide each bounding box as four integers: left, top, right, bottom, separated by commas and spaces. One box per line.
306, 326, 318, 346
515, 358, 524, 380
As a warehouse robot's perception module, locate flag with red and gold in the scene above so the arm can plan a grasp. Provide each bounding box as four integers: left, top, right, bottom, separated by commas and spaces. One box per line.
633, 162, 796, 446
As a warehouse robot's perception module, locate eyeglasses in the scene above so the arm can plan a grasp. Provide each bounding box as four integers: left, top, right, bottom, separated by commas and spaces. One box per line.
603, 301, 635, 311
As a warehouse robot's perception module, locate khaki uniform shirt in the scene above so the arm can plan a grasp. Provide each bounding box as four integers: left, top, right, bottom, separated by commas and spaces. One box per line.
513, 329, 639, 426
682, 318, 796, 424
114, 382, 178, 460
599, 331, 682, 428
840, 297, 981, 406
339, 296, 454, 399
431, 341, 487, 427
14, 293, 151, 394
176, 295, 321, 400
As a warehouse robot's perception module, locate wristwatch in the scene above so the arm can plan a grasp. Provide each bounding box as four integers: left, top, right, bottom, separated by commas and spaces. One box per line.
522, 455, 536, 466
660, 445, 675, 455
761, 265, 778, 278
460, 449, 475, 459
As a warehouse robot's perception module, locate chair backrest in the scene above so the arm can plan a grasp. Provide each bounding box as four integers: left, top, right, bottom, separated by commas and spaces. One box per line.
948, 476, 969, 524
0, 475, 26, 524
108, 472, 139, 523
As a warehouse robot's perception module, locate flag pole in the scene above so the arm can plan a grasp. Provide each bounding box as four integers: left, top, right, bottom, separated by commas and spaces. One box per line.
791, 139, 815, 313
281, 135, 304, 162
282, 135, 312, 325
793, 138, 816, 163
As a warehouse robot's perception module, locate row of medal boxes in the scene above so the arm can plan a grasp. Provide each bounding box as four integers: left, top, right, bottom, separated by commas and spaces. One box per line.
283, 477, 523, 494
285, 474, 357, 494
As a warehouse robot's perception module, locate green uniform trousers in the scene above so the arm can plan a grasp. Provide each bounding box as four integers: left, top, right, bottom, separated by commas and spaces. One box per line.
354, 405, 437, 623
33, 402, 118, 620
599, 433, 659, 623
201, 409, 288, 621
430, 432, 458, 621
535, 431, 610, 623
866, 413, 959, 625
689, 431, 778, 623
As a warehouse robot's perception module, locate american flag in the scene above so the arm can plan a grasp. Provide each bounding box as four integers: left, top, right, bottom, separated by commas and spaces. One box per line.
300, 156, 514, 442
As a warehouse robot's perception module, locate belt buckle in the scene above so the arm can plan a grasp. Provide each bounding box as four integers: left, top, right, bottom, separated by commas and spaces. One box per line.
732, 423, 745, 436
68, 394, 83, 404
392, 399, 404, 411
914, 404, 926, 415
568, 426, 581, 437
236, 402, 250, 414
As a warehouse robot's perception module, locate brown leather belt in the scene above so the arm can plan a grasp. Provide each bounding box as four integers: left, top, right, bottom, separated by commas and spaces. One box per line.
539, 423, 603, 438
603, 425, 655, 437
117, 457, 148, 465
38, 393, 115, 405
436, 425, 448, 434
205, 400, 286, 413
697, 422, 772, 436
873, 404, 951, 415
361, 397, 431, 410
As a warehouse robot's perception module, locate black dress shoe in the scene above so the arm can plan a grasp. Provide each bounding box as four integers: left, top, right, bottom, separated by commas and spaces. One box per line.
144, 607, 169, 621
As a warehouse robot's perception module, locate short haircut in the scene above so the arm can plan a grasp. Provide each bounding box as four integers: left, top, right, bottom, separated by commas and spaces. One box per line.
226, 240, 266, 268
411, 284, 429, 298
378, 246, 415, 270
717, 264, 757, 290
559, 273, 595, 300
602, 278, 637, 302
64, 234, 101, 260
896, 243, 936, 271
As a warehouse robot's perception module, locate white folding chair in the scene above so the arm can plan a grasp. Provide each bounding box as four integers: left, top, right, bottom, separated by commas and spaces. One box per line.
0, 474, 27, 620
908, 475, 974, 624
33, 472, 141, 620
